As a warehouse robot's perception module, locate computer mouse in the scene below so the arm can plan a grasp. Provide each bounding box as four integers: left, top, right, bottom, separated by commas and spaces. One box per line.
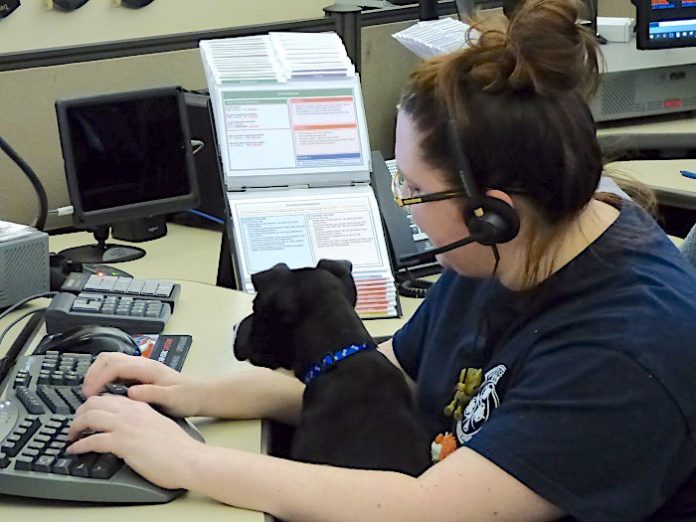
40, 325, 141, 356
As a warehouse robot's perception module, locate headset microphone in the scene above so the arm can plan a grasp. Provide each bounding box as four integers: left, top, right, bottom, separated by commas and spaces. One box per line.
399, 235, 479, 268
397, 119, 520, 269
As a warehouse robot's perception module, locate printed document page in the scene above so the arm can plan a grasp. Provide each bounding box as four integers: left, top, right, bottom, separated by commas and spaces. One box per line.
228, 185, 398, 318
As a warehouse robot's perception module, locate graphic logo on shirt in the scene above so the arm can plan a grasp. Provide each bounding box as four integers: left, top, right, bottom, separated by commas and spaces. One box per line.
455, 364, 507, 444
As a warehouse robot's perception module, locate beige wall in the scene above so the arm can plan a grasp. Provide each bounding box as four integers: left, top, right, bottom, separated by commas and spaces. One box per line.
0, 0, 331, 56
598, 0, 635, 18
0, 0, 332, 228
0, 0, 642, 229
0, 49, 207, 228
361, 19, 421, 161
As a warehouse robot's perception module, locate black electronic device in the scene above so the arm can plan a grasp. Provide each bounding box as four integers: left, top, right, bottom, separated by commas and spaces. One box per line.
120, 0, 155, 7
370, 151, 438, 273
81, 263, 132, 278
60, 272, 180, 310
51, 0, 90, 10
55, 86, 199, 264
37, 325, 141, 356
0, 0, 20, 19
44, 292, 171, 335
176, 91, 227, 228
0, 330, 201, 503
633, 0, 696, 49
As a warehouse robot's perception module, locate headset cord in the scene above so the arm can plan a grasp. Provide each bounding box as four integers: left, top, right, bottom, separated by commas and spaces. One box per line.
491, 244, 500, 277
0, 134, 48, 231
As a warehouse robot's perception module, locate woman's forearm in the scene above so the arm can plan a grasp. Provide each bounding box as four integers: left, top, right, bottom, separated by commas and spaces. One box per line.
184, 443, 430, 522
197, 368, 304, 425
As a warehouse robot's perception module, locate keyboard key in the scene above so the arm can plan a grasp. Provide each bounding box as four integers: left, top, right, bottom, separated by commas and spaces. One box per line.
141, 281, 158, 296
34, 434, 51, 444
72, 299, 102, 313
126, 279, 145, 295
0, 452, 8, 468
70, 454, 96, 478
145, 302, 163, 318
112, 278, 131, 293
33, 455, 55, 473
155, 283, 173, 297
105, 383, 130, 396
90, 453, 121, 479
21, 448, 40, 460
97, 276, 118, 292
84, 275, 102, 291
52, 456, 75, 475
14, 455, 34, 471
1, 441, 19, 457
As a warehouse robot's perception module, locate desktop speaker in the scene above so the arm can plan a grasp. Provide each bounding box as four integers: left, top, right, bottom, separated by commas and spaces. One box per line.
0, 229, 49, 310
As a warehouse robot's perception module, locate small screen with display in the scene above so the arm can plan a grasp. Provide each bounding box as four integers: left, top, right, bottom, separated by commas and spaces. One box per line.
635, 0, 696, 48
56, 87, 198, 226
62, 92, 192, 213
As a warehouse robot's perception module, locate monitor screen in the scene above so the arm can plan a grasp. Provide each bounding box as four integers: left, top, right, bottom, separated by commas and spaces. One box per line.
634, 0, 696, 49
56, 86, 198, 227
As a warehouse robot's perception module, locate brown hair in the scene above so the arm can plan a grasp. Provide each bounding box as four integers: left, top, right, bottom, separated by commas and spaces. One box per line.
399, 0, 609, 287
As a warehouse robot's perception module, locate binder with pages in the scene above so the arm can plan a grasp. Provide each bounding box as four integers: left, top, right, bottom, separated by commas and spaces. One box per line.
200, 32, 400, 319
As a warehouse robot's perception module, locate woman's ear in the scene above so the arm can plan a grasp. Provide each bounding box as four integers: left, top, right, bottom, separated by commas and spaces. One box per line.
485, 189, 515, 208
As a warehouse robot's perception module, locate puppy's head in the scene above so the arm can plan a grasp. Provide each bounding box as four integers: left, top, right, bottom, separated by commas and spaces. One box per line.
233, 259, 356, 371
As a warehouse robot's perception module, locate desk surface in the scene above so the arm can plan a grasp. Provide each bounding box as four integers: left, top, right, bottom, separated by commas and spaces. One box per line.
597, 113, 696, 136
46, 225, 419, 339
1, 224, 417, 520
606, 158, 696, 211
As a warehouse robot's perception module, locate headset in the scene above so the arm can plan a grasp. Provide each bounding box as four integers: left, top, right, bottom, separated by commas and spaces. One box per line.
399, 118, 520, 269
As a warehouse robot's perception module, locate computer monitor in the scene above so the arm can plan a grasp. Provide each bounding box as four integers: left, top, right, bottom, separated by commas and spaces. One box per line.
55, 86, 199, 264
633, 0, 696, 49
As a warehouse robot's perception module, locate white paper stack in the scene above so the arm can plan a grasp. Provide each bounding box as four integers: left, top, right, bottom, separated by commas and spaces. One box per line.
200, 32, 355, 87
201, 32, 400, 319
226, 186, 399, 320
392, 18, 478, 59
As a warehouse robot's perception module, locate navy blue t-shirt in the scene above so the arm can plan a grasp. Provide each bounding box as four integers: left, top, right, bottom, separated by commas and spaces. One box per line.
393, 202, 696, 521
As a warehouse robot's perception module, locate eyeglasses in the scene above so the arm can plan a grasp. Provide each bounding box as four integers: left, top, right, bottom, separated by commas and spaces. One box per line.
391, 168, 469, 208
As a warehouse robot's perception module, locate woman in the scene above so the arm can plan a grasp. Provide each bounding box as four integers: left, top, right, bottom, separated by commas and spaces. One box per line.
67, 1, 696, 520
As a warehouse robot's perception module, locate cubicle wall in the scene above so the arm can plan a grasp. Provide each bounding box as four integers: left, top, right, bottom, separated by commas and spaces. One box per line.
0, 49, 207, 228
0, 0, 332, 229
0, 0, 635, 229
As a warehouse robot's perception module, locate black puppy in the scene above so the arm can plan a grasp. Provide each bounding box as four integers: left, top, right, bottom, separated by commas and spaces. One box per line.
234, 259, 431, 476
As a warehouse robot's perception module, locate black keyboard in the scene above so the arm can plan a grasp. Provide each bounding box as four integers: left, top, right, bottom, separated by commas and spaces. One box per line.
0, 349, 203, 503
44, 292, 171, 335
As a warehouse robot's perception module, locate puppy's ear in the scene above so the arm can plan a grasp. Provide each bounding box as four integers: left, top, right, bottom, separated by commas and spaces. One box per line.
251, 263, 298, 324
317, 259, 357, 306
251, 263, 291, 292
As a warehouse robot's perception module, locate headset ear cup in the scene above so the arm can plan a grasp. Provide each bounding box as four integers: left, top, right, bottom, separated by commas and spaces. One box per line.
464, 197, 520, 246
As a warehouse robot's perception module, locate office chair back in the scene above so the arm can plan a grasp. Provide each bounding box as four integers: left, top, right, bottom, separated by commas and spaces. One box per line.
682, 223, 696, 270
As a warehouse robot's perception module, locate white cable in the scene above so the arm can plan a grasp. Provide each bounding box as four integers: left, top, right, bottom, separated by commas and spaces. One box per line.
47, 205, 74, 216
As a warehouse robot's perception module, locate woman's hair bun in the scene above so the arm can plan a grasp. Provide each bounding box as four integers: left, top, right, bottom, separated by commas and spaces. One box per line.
463, 0, 601, 97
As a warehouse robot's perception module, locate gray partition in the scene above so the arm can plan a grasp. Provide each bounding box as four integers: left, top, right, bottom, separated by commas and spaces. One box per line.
361, 20, 422, 160
0, 49, 208, 229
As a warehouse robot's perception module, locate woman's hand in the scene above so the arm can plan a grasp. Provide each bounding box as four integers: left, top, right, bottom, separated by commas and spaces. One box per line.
82, 352, 204, 418
67, 394, 203, 490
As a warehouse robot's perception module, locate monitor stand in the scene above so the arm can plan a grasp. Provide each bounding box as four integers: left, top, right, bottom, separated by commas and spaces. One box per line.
58, 225, 145, 264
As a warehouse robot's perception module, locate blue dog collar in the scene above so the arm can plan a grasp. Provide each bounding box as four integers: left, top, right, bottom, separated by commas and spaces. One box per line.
302, 342, 376, 385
